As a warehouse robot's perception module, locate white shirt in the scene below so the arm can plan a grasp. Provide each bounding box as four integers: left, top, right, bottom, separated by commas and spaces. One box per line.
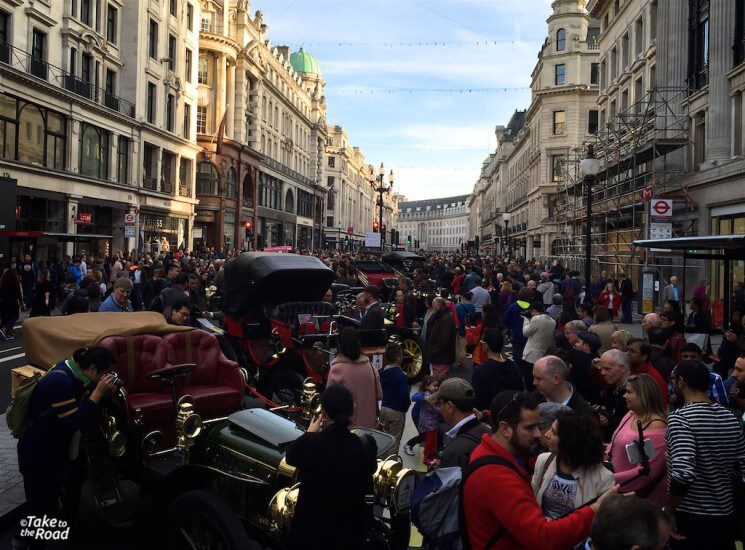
445, 413, 477, 443
470, 286, 491, 312
80, 261, 87, 275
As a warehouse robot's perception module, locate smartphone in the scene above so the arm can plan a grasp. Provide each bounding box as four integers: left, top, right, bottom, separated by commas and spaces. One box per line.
625, 438, 656, 464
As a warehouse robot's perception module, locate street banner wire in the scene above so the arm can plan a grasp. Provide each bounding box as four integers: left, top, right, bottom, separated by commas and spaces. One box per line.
292, 39, 540, 48
328, 86, 529, 94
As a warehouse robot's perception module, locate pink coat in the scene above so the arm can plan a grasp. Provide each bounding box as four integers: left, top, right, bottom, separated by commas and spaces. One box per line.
327, 354, 383, 429
608, 411, 667, 506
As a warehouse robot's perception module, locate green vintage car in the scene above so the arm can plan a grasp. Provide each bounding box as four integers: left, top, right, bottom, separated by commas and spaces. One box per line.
22, 313, 415, 549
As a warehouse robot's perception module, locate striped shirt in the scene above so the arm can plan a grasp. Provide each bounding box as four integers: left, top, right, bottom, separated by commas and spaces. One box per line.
666, 401, 745, 516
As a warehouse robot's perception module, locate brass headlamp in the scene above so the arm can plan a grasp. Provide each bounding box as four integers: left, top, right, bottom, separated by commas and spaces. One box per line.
299, 378, 322, 421
270, 327, 287, 360
175, 397, 203, 453
266, 483, 300, 537
105, 414, 126, 458
373, 455, 416, 515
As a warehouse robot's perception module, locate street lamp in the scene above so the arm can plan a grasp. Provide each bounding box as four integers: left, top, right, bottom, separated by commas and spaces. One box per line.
503, 212, 511, 258
374, 163, 394, 251
579, 144, 600, 289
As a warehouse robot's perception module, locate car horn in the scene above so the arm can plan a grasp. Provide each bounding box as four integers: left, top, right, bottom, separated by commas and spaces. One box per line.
270, 327, 287, 361
105, 415, 127, 459
265, 482, 300, 537
299, 377, 322, 421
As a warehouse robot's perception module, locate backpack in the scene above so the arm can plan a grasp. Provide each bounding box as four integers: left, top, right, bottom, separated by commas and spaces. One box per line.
6, 369, 67, 438
411, 454, 523, 550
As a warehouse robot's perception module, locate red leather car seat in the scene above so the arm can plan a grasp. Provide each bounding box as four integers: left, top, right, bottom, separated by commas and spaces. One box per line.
98, 335, 175, 429
162, 330, 244, 419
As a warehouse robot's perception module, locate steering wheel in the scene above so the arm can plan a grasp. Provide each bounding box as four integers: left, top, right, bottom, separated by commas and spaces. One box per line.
148, 363, 197, 382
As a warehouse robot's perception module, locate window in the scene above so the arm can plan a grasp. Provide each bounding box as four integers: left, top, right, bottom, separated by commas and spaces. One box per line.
591, 63, 599, 85
327, 176, 334, 187
146, 82, 156, 123
634, 77, 644, 112
556, 28, 566, 51
197, 162, 219, 195
186, 3, 194, 31
259, 173, 282, 209
183, 103, 191, 138
149, 19, 158, 60
328, 156, 335, 167
80, 124, 109, 179
166, 93, 175, 132
588, 110, 599, 134
635, 16, 644, 56
326, 216, 334, 227
555, 64, 566, 85
198, 54, 208, 84
226, 167, 236, 199
105, 68, 116, 97
106, 5, 117, 44
170, 0, 177, 16
81, 53, 92, 84
196, 105, 207, 133
167, 35, 176, 72
688, 0, 709, 90
30, 29, 47, 79
622, 33, 630, 68
0, 10, 9, 47
185, 48, 193, 82
553, 111, 565, 135
611, 47, 618, 80
117, 136, 129, 184
297, 190, 313, 218
81, 0, 91, 25
694, 112, 706, 167
201, 12, 212, 32
284, 189, 294, 213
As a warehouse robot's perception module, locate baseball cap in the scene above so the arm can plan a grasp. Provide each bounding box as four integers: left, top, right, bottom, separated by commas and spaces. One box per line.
429, 377, 475, 402
577, 332, 601, 355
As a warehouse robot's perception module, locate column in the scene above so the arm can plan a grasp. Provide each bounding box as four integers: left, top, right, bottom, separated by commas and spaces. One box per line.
215, 55, 227, 132
69, 120, 82, 173
110, 133, 119, 183
226, 61, 236, 140
126, 207, 137, 254
155, 147, 163, 192
174, 152, 182, 196
706, 0, 736, 164
66, 196, 81, 257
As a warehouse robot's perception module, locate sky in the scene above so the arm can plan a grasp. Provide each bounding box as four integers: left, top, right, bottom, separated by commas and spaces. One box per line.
251, 0, 555, 200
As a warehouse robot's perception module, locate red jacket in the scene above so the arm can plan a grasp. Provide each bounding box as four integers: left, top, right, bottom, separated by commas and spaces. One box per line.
632, 363, 668, 407
463, 434, 595, 550
663, 332, 686, 364
597, 291, 621, 318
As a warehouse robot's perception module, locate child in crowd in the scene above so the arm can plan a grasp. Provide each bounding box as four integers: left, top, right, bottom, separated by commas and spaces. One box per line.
412, 375, 441, 467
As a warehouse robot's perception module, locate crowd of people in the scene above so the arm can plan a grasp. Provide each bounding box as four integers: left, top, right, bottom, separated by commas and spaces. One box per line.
3, 247, 745, 549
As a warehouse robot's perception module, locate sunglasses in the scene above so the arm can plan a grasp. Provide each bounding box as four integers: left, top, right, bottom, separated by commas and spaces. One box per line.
495, 391, 528, 424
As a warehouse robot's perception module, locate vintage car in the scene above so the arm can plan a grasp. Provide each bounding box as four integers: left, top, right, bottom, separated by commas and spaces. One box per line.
22, 312, 414, 549
219, 252, 426, 395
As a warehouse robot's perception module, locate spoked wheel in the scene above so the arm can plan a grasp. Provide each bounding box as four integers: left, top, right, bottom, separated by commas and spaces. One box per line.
166, 490, 259, 550
400, 336, 425, 384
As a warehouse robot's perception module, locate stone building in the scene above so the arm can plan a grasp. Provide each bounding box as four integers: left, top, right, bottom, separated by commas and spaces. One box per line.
397, 195, 470, 252
195, 3, 327, 251
502, 0, 600, 260
0, 0, 199, 263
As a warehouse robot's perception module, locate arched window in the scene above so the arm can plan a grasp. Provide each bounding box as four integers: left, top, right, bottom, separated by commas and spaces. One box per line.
242, 172, 255, 207
18, 104, 45, 166
196, 162, 219, 195
285, 188, 295, 213
556, 28, 566, 51
226, 166, 236, 199
80, 123, 109, 179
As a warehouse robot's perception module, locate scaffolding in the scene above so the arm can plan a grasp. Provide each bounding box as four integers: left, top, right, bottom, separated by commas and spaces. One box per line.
551, 87, 692, 279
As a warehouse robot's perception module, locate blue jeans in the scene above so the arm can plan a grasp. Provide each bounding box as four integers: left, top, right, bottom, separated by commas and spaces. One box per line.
621, 298, 633, 323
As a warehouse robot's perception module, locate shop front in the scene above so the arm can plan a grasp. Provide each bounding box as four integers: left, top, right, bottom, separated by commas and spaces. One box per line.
223, 212, 236, 250
141, 210, 188, 254
297, 222, 312, 251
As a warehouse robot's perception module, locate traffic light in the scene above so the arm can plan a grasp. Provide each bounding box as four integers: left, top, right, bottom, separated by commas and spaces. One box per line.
381, 224, 386, 233
244, 220, 253, 239
373, 221, 379, 233
407, 235, 411, 246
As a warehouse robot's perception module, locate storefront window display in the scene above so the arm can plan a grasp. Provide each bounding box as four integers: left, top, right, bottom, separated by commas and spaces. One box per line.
711, 211, 745, 317
297, 225, 312, 251
223, 212, 236, 250
283, 222, 295, 248
142, 213, 187, 253
260, 217, 284, 248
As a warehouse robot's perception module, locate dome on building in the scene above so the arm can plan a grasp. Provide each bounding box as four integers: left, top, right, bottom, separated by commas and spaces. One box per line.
290, 47, 321, 76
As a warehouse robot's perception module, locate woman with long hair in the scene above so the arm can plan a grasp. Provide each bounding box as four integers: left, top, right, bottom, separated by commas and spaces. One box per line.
327, 328, 383, 429
607, 373, 667, 505
285, 384, 378, 549
0, 269, 23, 339
532, 409, 615, 519
29, 270, 51, 317
597, 282, 621, 321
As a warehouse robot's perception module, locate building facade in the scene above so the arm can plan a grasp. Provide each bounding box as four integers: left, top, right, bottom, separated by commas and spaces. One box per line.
195, 3, 327, 252
397, 195, 470, 252
503, 0, 600, 260
0, 0, 199, 263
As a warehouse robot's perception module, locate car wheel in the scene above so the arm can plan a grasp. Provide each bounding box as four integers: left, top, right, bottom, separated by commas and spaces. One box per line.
166, 489, 259, 550
400, 335, 425, 384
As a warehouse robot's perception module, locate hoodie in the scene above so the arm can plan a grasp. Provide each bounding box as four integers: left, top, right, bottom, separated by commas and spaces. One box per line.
379, 365, 411, 413
471, 357, 524, 411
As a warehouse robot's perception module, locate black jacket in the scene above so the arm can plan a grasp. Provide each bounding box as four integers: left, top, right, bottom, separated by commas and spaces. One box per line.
425, 308, 456, 365
439, 417, 492, 469
471, 358, 524, 411
402, 290, 418, 328
285, 425, 377, 549
360, 302, 385, 331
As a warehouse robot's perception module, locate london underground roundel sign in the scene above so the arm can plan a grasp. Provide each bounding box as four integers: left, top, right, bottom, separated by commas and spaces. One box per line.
650, 199, 672, 217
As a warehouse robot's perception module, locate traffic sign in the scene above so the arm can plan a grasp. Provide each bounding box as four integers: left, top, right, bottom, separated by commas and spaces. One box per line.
650, 199, 672, 217
642, 188, 653, 201
124, 213, 136, 225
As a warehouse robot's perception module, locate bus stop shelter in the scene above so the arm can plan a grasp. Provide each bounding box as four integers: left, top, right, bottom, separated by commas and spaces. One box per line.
633, 235, 745, 329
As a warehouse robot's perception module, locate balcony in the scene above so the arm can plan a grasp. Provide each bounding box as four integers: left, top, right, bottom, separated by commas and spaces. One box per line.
242, 196, 254, 208
0, 41, 136, 118
179, 186, 191, 197
142, 176, 158, 190
161, 179, 174, 195
262, 156, 315, 187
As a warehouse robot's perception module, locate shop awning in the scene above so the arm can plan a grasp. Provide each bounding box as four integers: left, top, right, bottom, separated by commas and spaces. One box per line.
2, 231, 113, 241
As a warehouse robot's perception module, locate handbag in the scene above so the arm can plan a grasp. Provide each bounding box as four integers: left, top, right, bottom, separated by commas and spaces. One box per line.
465, 321, 482, 346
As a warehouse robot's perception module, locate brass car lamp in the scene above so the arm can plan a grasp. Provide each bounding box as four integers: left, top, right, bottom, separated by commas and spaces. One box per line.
175, 401, 203, 442
300, 378, 322, 421
373, 456, 416, 515
266, 483, 300, 537
105, 415, 127, 459
270, 328, 287, 360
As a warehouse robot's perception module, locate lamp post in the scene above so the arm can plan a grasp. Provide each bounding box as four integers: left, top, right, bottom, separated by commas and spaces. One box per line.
374, 163, 394, 251
579, 145, 600, 290
503, 212, 511, 258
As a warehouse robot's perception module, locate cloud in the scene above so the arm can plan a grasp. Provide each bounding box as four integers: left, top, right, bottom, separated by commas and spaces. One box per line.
393, 166, 480, 201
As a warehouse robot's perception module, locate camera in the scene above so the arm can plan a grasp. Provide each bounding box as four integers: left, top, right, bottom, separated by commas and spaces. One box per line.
109, 371, 124, 389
